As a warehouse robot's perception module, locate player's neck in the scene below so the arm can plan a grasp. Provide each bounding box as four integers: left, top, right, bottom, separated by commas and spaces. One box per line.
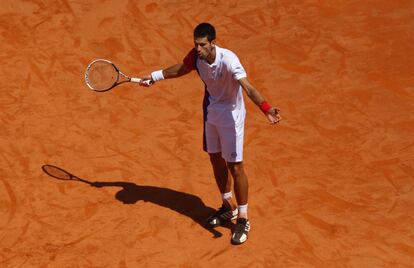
206, 47, 216, 64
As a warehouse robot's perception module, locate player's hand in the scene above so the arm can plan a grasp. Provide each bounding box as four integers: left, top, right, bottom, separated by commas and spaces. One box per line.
266, 107, 282, 124
139, 75, 154, 87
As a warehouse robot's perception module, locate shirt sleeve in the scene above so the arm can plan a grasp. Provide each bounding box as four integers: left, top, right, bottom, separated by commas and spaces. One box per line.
183, 48, 197, 71
230, 53, 247, 80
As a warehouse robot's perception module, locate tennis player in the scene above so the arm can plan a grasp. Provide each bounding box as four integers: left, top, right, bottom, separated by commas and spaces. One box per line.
140, 23, 281, 245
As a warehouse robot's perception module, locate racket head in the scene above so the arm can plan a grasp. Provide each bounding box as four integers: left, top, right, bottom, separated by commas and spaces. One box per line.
85, 59, 120, 92
42, 164, 74, 180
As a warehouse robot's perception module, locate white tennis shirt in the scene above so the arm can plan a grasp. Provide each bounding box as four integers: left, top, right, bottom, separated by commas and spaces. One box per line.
184, 46, 247, 127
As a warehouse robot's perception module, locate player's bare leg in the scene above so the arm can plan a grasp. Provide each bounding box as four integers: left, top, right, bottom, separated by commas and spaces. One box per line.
227, 161, 250, 245
227, 161, 248, 219
208, 153, 237, 210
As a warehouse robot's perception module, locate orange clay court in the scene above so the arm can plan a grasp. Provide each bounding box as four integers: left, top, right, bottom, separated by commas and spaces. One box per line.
1, 1, 414, 267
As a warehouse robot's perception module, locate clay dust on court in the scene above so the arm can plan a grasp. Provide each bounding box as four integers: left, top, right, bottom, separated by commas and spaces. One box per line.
1, 1, 414, 267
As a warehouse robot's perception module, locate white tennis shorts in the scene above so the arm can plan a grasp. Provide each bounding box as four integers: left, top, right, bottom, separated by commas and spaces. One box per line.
204, 121, 244, 163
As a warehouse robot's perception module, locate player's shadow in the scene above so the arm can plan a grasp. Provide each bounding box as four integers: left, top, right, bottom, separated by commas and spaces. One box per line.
91, 181, 234, 238
41, 165, 233, 238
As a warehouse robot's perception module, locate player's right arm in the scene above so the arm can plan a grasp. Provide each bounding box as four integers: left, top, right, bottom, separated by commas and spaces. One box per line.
139, 64, 190, 86
140, 49, 196, 87
163, 63, 191, 79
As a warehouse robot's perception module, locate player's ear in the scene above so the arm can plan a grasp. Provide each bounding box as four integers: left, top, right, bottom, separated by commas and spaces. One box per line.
211, 40, 216, 47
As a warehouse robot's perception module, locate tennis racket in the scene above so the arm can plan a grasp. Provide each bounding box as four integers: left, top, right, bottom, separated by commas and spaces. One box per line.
42, 164, 92, 185
84, 59, 151, 92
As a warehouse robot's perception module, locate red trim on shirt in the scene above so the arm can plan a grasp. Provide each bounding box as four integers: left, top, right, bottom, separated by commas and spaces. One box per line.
183, 48, 197, 71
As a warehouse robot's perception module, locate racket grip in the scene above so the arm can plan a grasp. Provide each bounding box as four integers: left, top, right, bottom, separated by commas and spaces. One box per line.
130, 77, 142, 83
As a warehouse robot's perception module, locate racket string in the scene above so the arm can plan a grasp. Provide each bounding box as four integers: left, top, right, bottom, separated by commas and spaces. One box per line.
86, 61, 119, 91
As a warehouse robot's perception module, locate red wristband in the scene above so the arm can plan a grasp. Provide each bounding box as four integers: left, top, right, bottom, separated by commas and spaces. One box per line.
260, 101, 272, 114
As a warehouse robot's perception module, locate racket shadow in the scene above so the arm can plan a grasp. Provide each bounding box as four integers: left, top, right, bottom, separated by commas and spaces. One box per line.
41, 165, 232, 238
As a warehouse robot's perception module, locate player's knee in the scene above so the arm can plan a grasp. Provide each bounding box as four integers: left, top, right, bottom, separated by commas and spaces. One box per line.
227, 162, 244, 177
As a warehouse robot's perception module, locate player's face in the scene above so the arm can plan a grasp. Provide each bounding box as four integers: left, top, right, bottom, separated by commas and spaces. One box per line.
194, 36, 215, 61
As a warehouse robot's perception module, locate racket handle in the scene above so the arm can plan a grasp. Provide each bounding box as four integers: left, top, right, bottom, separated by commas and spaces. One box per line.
130, 77, 142, 83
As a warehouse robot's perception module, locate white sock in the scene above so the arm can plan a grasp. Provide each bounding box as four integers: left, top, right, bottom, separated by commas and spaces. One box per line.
238, 204, 248, 216
221, 191, 233, 201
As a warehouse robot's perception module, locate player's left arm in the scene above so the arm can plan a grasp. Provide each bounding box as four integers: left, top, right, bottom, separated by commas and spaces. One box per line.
239, 77, 281, 124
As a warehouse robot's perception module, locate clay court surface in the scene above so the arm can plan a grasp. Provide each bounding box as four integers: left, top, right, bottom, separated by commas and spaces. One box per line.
1, 0, 414, 267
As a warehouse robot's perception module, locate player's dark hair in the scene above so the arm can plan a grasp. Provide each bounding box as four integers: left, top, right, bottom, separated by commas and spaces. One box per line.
194, 23, 216, 42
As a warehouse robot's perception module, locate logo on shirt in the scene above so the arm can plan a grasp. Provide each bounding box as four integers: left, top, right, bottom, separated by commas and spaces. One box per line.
231, 152, 237, 159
